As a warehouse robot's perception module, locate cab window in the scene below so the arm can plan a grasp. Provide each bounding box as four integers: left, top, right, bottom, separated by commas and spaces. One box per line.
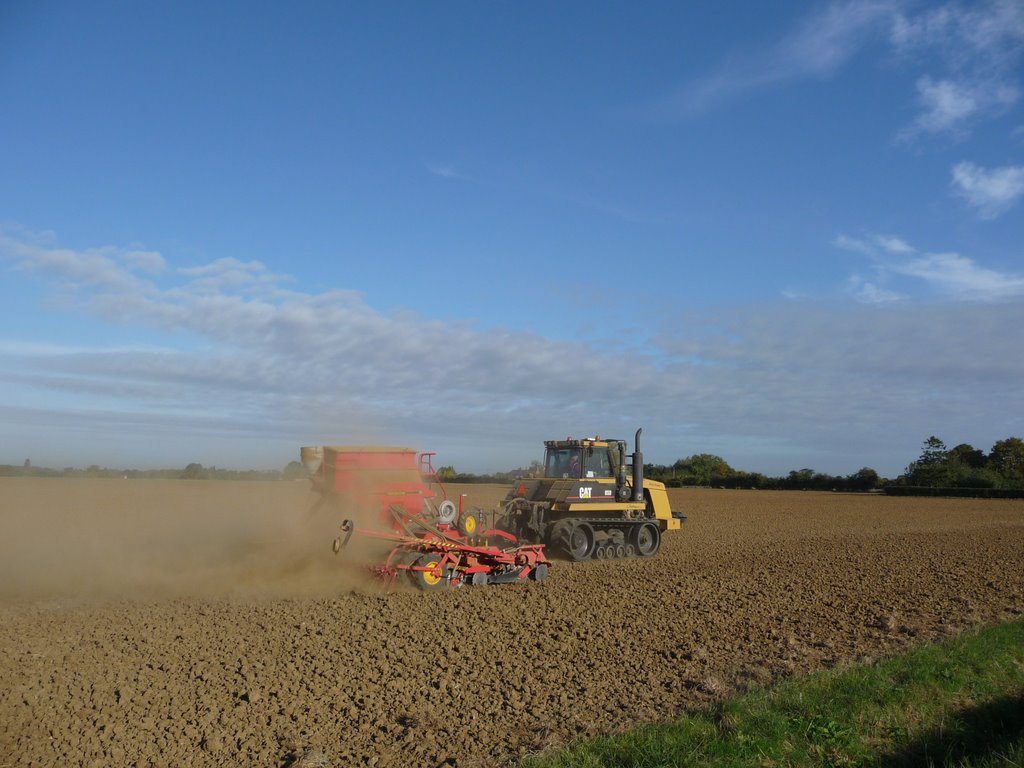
583, 447, 612, 478
546, 448, 583, 477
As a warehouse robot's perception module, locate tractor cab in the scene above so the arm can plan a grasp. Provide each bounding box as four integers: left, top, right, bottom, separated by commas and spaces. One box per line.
543, 437, 621, 480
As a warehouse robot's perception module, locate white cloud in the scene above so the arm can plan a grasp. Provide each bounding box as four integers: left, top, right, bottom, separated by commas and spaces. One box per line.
782, 0, 898, 74
175, 257, 292, 296
0, 232, 658, 431
4, 231, 1024, 477
846, 275, 904, 303
874, 234, 914, 254
426, 163, 463, 179
951, 161, 1024, 219
663, 0, 1022, 139
901, 76, 1019, 138
891, 0, 1024, 138
178, 258, 266, 278
890, 0, 1024, 69
894, 252, 1024, 298
836, 231, 1024, 301
834, 234, 877, 256
834, 233, 917, 257
658, 0, 897, 116
1, 235, 154, 294
911, 76, 980, 132
651, 298, 1024, 472
120, 248, 166, 274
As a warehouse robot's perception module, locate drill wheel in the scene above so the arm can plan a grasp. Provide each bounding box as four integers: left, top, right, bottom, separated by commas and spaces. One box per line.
413, 553, 449, 591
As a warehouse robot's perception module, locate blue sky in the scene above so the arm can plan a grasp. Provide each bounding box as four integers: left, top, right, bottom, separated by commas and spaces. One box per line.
1, 0, 1022, 476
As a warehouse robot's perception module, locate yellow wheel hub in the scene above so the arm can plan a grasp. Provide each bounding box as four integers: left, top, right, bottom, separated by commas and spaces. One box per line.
421, 560, 442, 586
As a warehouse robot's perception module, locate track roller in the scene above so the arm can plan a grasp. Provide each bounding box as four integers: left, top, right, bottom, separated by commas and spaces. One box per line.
551, 520, 595, 561
629, 521, 661, 557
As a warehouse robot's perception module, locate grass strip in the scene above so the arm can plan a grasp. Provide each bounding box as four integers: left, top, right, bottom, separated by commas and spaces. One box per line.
523, 619, 1024, 768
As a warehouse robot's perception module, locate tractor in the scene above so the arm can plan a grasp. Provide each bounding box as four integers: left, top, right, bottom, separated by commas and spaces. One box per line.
497, 428, 685, 561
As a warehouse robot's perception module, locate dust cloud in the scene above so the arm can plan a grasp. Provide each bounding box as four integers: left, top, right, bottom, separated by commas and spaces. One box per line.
0, 478, 392, 601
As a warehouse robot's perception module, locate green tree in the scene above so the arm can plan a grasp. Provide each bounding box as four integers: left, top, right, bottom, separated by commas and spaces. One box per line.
904, 436, 951, 487
848, 467, 880, 491
282, 460, 306, 479
940, 443, 989, 488
989, 437, 1024, 487
948, 443, 986, 469
786, 468, 816, 489
920, 436, 948, 465
437, 465, 457, 482
181, 462, 206, 479
673, 454, 733, 486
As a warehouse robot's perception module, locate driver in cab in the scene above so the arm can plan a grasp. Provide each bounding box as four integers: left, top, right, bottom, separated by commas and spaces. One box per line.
567, 451, 582, 478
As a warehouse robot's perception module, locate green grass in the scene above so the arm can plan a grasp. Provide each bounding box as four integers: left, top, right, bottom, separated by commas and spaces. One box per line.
522, 620, 1024, 768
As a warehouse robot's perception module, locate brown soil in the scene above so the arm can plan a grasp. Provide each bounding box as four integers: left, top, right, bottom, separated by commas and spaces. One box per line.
1, 480, 1022, 767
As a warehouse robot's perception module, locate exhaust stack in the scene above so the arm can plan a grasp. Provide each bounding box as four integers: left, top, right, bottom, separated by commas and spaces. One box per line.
632, 428, 644, 502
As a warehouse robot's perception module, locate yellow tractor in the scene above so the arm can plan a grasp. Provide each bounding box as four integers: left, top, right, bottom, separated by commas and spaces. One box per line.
497, 428, 684, 560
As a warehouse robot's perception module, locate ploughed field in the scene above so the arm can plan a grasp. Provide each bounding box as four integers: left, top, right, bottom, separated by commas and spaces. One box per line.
1, 479, 1022, 768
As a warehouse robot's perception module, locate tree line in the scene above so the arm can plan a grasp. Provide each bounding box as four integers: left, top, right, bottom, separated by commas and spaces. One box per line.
0, 460, 309, 481
437, 455, 881, 492
642, 454, 883, 492
641, 436, 1024, 494
892, 436, 1024, 492
5, 436, 1023, 494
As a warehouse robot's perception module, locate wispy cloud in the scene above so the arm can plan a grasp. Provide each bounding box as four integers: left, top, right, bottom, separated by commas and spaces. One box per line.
891, 0, 1024, 137
426, 163, 464, 180
835, 232, 1024, 301
899, 75, 1019, 138
889, 0, 1024, 70
845, 274, 905, 303
3, 231, 1023, 476
910, 76, 981, 132
176, 257, 292, 295
659, 0, 896, 117
834, 233, 877, 257
0, 231, 656, 443
834, 232, 915, 257
651, 297, 1024, 472
662, 0, 1023, 139
951, 161, 1024, 219
893, 251, 1024, 298
2, 235, 156, 294
119, 247, 166, 274
873, 234, 914, 254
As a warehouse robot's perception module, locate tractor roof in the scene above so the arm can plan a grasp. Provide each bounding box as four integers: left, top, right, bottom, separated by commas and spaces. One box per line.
544, 437, 618, 449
